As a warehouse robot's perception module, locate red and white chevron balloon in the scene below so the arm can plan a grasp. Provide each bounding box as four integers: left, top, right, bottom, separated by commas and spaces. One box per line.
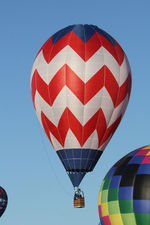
31, 25, 131, 187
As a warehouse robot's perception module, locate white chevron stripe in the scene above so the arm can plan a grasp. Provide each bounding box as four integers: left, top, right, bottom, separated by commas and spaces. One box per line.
31, 46, 124, 85
119, 55, 131, 86
34, 89, 44, 126
34, 91, 65, 126
97, 87, 114, 125
107, 94, 129, 127
82, 87, 114, 126
64, 129, 81, 149
50, 133, 63, 151
83, 130, 99, 149
34, 86, 117, 127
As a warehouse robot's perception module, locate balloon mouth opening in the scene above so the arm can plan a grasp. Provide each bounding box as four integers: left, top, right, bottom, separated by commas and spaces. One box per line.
56, 148, 103, 172
56, 149, 103, 187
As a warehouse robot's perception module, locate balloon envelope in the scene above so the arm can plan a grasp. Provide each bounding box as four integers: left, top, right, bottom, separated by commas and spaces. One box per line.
31, 24, 131, 187
98, 145, 150, 225
0, 187, 8, 217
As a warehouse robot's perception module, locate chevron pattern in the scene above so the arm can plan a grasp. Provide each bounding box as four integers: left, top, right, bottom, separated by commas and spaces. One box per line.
31, 24, 131, 152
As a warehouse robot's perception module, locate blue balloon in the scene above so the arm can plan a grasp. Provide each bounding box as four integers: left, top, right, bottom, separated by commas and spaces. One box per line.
0, 186, 8, 217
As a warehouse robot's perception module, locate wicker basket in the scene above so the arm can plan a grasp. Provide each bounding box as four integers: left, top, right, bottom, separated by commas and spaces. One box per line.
74, 197, 85, 208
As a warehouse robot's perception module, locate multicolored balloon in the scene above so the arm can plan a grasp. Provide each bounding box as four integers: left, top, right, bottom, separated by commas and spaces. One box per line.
31, 24, 131, 188
98, 145, 150, 225
0, 187, 8, 217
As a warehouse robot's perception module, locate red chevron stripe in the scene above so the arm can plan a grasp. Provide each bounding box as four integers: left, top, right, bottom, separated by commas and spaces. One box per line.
84, 67, 104, 103
96, 109, 107, 147
39, 31, 124, 64
82, 110, 100, 145
39, 37, 53, 63
58, 108, 69, 146
63, 108, 100, 146
69, 32, 102, 61
98, 115, 122, 148
36, 70, 51, 105
96, 33, 123, 65
41, 108, 81, 147
42, 32, 102, 63
66, 65, 105, 104
104, 66, 119, 105
43, 32, 75, 63
115, 72, 131, 107
64, 109, 100, 146
68, 32, 85, 60
35, 65, 106, 105
49, 65, 66, 105
40, 108, 108, 147
85, 33, 102, 61
42, 37, 53, 64
41, 33, 70, 64
67, 109, 83, 145
66, 65, 85, 104
66, 66, 106, 104
48, 64, 84, 105
41, 111, 63, 146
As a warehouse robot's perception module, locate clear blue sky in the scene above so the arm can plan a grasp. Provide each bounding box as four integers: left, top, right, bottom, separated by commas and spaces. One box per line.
0, 0, 150, 224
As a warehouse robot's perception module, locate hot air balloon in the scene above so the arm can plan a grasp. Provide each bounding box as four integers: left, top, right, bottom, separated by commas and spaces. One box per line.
0, 187, 8, 217
30, 24, 131, 207
98, 145, 150, 225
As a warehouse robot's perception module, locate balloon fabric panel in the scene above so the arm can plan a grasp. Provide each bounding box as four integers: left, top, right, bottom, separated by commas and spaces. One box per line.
98, 145, 150, 225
